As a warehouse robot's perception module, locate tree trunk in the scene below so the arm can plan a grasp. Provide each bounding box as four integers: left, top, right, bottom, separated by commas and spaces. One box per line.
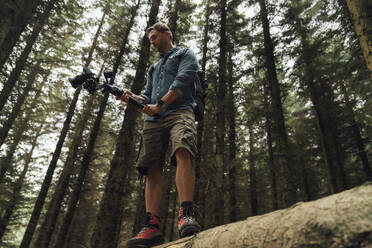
258, 0, 297, 208
0, 120, 44, 241
215, 0, 227, 225
227, 51, 237, 222
20, 88, 82, 248
263, 77, 278, 210
34, 9, 106, 248
53, 91, 109, 248
340, 82, 372, 179
168, 0, 181, 44
0, 0, 60, 112
35, 96, 95, 248
248, 126, 258, 216
90, 1, 158, 247
344, 0, 372, 74
160, 166, 175, 237
0, 69, 46, 184
194, 0, 211, 213
305, 66, 341, 192
132, 182, 146, 236
0, 121, 25, 185
0, 62, 42, 148
168, 191, 178, 242
0, 0, 42, 71
62, 137, 109, 248
156, 182, 372, 248
312, 96, 341, 193
294, 21, 348, 193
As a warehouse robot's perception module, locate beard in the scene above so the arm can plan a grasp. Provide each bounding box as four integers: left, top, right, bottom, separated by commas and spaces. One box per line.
156, 37, 168, 54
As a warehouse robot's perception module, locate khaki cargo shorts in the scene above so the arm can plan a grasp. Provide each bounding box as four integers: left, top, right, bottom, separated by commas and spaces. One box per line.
136, 108, 197, 175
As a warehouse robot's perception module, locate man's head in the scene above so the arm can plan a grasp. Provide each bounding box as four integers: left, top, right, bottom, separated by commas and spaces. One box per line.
146, 22, 173, 55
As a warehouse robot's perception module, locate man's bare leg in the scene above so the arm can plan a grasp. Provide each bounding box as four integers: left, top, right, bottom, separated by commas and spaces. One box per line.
175, 148, 200, 237
145, 167, 163, 216
175, 148, 195, 203
127, 167, 164, 247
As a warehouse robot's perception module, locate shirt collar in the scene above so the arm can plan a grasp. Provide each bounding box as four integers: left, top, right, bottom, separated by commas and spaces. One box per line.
160, 46, 178, 58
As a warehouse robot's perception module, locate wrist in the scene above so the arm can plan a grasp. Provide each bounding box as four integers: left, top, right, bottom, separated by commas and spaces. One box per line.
156, 99, 166, 109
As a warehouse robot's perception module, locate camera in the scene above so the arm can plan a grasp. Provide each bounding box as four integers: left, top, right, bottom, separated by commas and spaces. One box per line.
69, 68, 99, 94
68, 67, 146, 109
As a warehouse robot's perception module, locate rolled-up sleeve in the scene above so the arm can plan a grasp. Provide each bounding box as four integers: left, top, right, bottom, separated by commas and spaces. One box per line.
169, 49, 198, 95
141, 68, 153, 104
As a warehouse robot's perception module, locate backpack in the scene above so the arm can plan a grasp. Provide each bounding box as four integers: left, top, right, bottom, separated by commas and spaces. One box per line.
173, 48, 207, 122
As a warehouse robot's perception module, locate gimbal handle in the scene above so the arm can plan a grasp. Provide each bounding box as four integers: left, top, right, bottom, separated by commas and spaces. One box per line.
101, 84, 145, 109
128, 95, 145, 109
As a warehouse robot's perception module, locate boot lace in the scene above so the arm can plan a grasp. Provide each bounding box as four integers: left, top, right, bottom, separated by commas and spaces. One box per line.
181, 205, 200, 220
138, 213, 158, 234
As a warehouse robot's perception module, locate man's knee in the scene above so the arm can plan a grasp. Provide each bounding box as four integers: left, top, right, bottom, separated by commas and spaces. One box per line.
147, 167, 163, 182
175, 148, 193, 168
175, 148, 191, 159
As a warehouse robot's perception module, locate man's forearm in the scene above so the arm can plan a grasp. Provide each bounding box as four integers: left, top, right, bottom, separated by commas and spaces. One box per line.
160, 89, 180, 106
120, 90, 146, 104
132, 94, 146, 102
142, 89, 180, 117
125, 90, 146, 102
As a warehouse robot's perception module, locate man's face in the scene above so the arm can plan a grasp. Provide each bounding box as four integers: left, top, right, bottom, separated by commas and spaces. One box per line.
148, 30, 169, 54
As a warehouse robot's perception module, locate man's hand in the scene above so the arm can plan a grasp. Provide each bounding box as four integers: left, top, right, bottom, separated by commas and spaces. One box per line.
116, 90, 146, 105
143, 104, 162, 117
116, 89, 132, 103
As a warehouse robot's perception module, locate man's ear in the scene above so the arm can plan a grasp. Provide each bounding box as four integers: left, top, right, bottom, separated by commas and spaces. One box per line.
165, 31, 172, 40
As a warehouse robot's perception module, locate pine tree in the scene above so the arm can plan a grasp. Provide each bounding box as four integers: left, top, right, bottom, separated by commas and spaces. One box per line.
258, 0, 297, 208
248, 126, 258, 216
0, 0, 62, 112
282, 0, 350, 193
90, 0, 155, 246
0, 62, 45, 182
215, 0, 227, 225
194, 0, 211, 221
54, 2, 142, 246
0, 120, 45, 241
0, 0, 43, 71
19, 1, 86, 246
34, 9, 106, 248
343, 0, 372, 73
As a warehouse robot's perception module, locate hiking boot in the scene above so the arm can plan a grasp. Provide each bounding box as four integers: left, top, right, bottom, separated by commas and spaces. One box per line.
178, 204, 201, 238
126, 212, 164, 248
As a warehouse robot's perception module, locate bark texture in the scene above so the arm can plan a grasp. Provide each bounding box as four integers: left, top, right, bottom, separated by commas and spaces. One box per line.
155, 182, 372, 248
345, 0, 372, 74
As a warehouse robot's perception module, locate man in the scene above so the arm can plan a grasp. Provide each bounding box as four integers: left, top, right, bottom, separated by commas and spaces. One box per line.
118, 22, 201, 247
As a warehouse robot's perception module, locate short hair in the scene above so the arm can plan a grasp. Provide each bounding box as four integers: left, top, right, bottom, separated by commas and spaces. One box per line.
146, 22, 173, 39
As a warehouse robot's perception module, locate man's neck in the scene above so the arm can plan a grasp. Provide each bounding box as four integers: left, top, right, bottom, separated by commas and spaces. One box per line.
160, 43, 174, 56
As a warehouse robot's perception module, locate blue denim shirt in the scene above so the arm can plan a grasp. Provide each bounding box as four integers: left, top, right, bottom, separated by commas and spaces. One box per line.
141, 46, 199, 121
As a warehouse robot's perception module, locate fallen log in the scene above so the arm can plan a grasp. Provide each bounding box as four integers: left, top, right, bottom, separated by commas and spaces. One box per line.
156, 182, 372, 248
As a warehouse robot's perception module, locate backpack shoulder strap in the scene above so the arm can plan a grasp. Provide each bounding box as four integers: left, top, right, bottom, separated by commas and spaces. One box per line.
174, 47, 188, 60
148, 64, 155, 75
147, 64, 155, 84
